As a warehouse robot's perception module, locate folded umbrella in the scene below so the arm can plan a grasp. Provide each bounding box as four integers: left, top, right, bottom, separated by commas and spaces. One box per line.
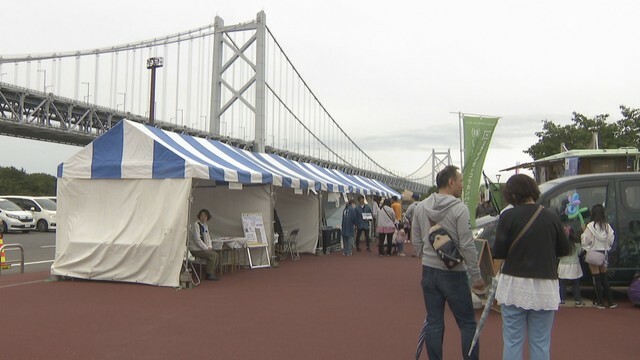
468, 274, 500, 357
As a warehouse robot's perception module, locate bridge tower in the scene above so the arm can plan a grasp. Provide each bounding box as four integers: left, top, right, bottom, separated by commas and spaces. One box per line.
210, 11, 267, 152
431, 149, 453, 185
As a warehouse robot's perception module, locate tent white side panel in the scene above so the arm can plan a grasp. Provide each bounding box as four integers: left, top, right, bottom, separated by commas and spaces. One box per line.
275, 188, 320, 254
191, 184, 273, 243
51, 178, 191, 287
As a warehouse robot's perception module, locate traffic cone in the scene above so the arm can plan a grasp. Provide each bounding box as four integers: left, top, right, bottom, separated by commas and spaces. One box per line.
0, 235, 10, 269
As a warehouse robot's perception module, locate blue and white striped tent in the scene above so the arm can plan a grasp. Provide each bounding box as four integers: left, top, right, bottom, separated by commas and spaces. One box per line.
57, 120, 399, 197
52, 120, 399, 287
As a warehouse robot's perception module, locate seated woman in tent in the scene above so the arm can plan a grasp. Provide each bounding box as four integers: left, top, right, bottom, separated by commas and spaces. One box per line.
190, 209, 220, 281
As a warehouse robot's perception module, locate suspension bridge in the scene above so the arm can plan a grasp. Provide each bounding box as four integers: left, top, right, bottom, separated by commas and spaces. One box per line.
0, 11, 451, 194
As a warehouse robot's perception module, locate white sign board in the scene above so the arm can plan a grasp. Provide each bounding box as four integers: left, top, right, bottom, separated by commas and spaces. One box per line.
241, 213, 271, 268
241, 212, 268, 247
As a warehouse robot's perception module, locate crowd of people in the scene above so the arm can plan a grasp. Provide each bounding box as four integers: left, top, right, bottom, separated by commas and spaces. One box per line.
339, 166, 620, 360
340, 193, 422, 258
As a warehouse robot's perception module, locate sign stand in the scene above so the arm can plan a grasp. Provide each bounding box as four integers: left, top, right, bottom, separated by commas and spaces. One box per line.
241, 213, 271, 269
474, 238, 495, 286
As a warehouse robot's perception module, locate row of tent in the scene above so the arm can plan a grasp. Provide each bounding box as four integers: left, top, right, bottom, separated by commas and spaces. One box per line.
50, 120, 400, 287
56, 120, 399, 196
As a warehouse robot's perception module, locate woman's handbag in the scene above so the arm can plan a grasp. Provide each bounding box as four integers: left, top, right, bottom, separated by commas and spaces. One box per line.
585, 249, 605, 266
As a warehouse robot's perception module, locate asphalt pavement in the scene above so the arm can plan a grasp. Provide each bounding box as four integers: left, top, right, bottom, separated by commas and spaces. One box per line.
1, 231, 55, 274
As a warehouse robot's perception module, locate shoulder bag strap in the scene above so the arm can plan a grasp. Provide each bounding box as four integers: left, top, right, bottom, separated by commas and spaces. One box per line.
508, 205, 543, 255
383, 206, 395, 222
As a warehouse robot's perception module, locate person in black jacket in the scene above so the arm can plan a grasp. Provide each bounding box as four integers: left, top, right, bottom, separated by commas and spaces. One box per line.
493, 174, 571, 360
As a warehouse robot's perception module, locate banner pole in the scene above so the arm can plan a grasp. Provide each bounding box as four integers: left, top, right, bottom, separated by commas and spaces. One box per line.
458, 111, 464, 171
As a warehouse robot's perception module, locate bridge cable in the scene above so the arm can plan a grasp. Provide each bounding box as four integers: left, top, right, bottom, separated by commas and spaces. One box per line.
404, 153, 432, 179
265, 83, 352, 166
266, 26, 399, 177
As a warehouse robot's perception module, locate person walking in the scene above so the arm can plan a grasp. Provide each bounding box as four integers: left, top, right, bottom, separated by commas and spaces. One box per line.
391, 195, 402, 222
354, 195, 373, 252
404, 193, 420, 241
341, 198, 358, 256
376, 198, 396, 256
493, 174, 571, 360
412, 165, 485, 360
581, 204, 617, 309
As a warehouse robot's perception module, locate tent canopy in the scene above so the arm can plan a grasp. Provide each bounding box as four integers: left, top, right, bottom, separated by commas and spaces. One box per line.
58, 119, 399, 197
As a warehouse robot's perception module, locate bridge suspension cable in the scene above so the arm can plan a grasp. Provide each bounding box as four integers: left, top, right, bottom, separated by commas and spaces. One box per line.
265, 26, 400, 177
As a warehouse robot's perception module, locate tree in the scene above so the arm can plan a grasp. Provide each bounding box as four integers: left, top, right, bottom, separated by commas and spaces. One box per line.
525, 107, 639, 160
425, 185, 438, 197
614, 105, 640, 148
0, 166, 56, 195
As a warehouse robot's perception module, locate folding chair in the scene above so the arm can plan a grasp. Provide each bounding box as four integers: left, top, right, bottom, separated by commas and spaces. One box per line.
280, 229, 300, 261
182, 251, 201, 287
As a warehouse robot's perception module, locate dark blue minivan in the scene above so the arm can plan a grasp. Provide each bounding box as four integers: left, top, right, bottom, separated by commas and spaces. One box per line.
474, 172, 640, 285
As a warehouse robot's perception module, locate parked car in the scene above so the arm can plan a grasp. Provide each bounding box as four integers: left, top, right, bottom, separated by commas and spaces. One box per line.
0, 198, 35, 233
473, 214, 499, 249
473, 172, 640, 285
1, 196, 57, 232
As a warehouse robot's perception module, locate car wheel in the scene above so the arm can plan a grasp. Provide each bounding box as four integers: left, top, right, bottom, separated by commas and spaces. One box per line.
37, 219, 49, 232
0, 220, 6, 233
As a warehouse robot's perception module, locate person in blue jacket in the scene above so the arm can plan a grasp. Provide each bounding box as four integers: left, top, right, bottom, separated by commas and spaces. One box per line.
341, 198, 358, 256
354, 194, 373, 252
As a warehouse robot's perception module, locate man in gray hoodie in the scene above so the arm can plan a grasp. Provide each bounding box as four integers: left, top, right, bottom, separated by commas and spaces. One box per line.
412, 165, 484, 360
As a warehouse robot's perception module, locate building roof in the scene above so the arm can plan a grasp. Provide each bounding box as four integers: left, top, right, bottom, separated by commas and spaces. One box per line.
500, 148, 639, 171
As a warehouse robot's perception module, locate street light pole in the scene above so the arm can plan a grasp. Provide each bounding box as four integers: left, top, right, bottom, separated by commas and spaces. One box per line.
81, 82, 90, 103
118, 92, 127, 113
37, 69, 47, 92
147, 57, 164, 125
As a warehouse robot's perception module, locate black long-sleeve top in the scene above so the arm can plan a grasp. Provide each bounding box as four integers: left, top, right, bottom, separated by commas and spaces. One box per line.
494, 204, 571, 279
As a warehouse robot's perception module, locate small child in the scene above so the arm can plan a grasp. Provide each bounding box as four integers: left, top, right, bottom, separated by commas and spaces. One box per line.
394, 228, 407, 256
558, 226, 584, 307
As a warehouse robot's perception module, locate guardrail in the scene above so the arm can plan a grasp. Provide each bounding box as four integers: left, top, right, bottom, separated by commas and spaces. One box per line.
0, 244, 25, 275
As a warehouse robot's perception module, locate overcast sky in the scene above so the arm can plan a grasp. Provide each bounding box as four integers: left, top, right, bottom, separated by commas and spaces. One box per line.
2, 0, 639, 183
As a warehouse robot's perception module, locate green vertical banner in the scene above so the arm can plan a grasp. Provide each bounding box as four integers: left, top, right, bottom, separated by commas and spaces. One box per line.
462, 115, 499, 227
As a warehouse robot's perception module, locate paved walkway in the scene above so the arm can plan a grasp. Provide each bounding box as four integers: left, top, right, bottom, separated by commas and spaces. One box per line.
1, 249, 637, 359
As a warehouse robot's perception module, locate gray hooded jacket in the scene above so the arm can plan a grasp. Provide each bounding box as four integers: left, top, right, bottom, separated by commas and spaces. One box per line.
411, 193, 482, 282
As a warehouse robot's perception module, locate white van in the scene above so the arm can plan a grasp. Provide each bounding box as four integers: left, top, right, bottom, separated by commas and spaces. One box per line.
1, 196, 57, 231
0, 198, 35, 233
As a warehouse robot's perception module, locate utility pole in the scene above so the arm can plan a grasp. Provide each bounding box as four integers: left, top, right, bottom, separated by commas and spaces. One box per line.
147, 57, 164, 125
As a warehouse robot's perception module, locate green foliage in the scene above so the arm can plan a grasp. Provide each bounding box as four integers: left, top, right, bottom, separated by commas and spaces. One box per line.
425, 185, 438, 197
0, 166, 56, 195
525, 106, 640, 160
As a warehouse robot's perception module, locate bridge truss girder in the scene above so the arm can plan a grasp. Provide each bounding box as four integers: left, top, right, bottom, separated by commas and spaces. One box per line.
0, 83, 255, 149
0, 82, 427, 194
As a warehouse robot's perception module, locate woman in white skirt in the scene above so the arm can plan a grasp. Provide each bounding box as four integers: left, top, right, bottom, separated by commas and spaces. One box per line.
558, 226, 584, 306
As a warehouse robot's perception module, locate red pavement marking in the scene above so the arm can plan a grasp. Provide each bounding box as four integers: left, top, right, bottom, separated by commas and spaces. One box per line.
0, 249, 637, 359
